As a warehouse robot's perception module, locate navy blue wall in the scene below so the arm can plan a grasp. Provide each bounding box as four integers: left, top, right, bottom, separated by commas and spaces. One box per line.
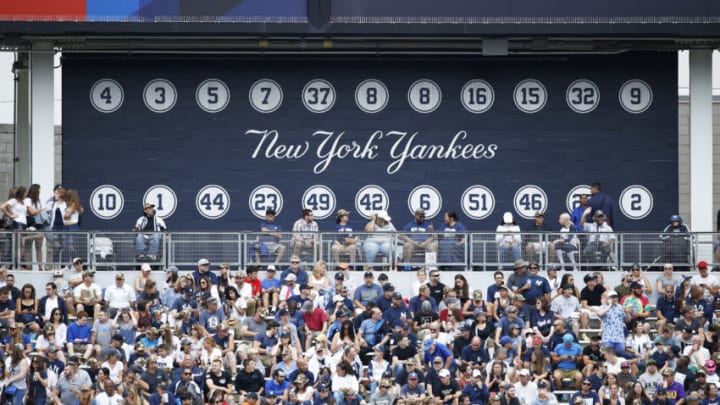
62, 52, 678, 231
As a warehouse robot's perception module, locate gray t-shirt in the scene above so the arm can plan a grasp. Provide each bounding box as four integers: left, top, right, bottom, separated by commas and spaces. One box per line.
92, 319, 114, 347
370, 391, 395, 405
240, 317, 266, 342
638, 371, 663, 397
56, 369, 91, 404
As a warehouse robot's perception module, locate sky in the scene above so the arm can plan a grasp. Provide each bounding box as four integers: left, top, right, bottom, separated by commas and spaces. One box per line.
0, 50, 714, 125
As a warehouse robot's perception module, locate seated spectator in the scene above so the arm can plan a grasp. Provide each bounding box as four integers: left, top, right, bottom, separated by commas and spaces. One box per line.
254, 208, 286, 264
496, 212, 522, 264
552, 333, 583, 390
581, 209, 615, 265
363, 211, 396, 266
73, 270, 101, 318
67, 311, 93, 360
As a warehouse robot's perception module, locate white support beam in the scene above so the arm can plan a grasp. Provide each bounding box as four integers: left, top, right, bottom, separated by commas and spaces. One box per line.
29, 42, 55, 201
689, 49, 714, 252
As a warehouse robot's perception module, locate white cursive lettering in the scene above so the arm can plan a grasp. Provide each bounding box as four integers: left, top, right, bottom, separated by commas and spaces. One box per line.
246, 129, 309, 159
387, 130, 498, 174
313, 130, 381, 174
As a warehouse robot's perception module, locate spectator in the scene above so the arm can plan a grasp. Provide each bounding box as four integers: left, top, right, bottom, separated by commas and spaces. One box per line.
333, 209, 359, 266
363, 211, 396, 266
496, 212, 522, 264
133, 203, 167, 261
254, 208, 286, 264
292, 209, 319, 258
587, 182, 615, 226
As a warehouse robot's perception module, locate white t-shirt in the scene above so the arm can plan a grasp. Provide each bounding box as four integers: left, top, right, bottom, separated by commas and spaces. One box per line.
690, 274, 719, 300
550, 295, 581, 319
74, 282, 103, 302
103, 284, 136, 309
6, 198, 27, 225
42, 295, 59, 321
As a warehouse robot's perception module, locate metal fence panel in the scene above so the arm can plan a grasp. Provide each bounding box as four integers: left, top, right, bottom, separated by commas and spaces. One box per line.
0, 230, 716, 271
168, 232, 241, 269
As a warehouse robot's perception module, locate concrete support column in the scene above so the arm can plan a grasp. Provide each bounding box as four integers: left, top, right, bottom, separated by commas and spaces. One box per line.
689, 49, 714, 259
29, 42, 55, 199
14, 52, 30, 188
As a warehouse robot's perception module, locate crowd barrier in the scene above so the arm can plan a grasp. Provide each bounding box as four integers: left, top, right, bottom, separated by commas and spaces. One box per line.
0, 230, 711, 271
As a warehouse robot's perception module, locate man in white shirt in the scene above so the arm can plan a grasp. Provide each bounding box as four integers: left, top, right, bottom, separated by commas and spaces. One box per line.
94, 379, 123, 405
73, 270, 102, 318
690, 261, 720, 301
551, 284, 584, 335
682, 335, 711, 368
103, 272, 137, 317
581, 210, 615, 265
514, 369, 538, 405
292, 208, 319, 256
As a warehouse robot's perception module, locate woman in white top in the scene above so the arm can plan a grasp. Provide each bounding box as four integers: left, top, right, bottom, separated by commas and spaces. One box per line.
625, 321, 651, 359
363, 210, 397, 264
495, 212, 521, 263
22, 184, 45, 270
331, 362, 360, 402
1, 186, 28, 230
309, 261, 330, 307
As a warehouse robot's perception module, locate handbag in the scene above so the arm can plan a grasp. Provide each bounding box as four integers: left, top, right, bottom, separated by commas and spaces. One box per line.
33, 210, 50, 227
4, 384, 17, 396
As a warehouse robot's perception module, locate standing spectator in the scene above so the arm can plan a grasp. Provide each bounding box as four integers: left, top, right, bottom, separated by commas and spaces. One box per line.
61, 189, 83, 260
589, 291, 634, 360
4, 344, 28, 405
587, 182, 615, 226
22, 183, 46, 269
52, 356, 91, 405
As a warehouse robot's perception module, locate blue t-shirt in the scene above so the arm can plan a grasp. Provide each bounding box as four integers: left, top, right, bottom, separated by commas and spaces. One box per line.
200, 307, 227, 334
354, 284, 383, 307
0, 298, 16, 312
259, 221, 282, 243
335, 224, 355, 243
423, 342, 453, 366
403, 221, 433, 243
280, 268, 308, 286
262, 278, 282, 291
254, 333, 278, 351
554, 342, 582, 370
265, 379, 290, 398
570, 391, 600, 405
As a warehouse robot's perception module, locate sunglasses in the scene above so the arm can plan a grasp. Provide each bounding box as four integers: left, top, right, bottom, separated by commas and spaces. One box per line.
291, 261, 300, 264
183, 372, 192, 375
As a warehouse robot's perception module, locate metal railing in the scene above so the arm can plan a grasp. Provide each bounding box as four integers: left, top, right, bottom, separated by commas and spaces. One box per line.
0, 230, 712, 271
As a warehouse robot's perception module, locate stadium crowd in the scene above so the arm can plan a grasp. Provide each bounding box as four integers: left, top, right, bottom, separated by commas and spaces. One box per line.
0, 253, 709, 405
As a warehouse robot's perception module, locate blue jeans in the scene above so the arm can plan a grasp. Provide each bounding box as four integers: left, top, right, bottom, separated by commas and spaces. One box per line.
364, 240, 392, 263
602, 341, 636, 360
63, 224, 79, 260
499, 244, 521, 262
136, 233, 160, 256
11, 388, 26, 405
